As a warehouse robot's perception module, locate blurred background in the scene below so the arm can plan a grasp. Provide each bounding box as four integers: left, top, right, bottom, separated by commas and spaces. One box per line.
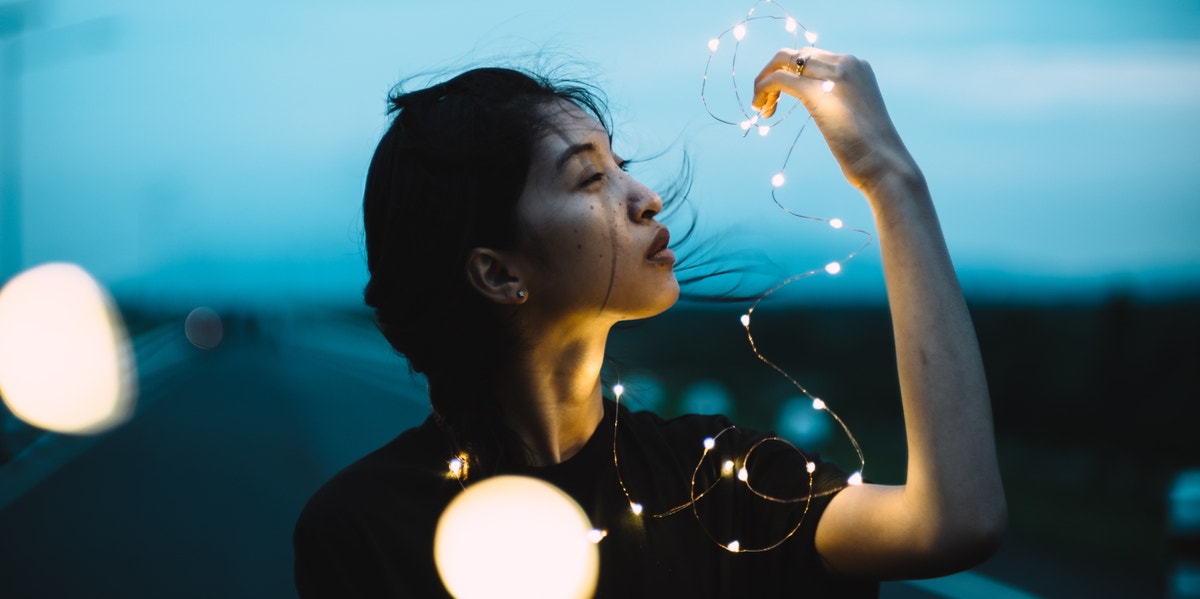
1, 0, 1197, 596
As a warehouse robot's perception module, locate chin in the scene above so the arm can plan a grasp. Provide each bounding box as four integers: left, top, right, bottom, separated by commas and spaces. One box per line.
642, 278, 681, 319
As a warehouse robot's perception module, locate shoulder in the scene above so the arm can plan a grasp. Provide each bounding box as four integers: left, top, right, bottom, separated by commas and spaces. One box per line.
297, 416, 451, 530
616, 402, 735, 446
293, 416, 456, 597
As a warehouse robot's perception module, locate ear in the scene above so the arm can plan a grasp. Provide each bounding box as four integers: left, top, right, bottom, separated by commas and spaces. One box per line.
465, 248, 528, 305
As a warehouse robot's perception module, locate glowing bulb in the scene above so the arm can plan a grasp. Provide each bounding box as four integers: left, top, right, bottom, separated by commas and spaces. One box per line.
630, 502, 644, 515
740, 313, 751, 327
722, 460, 735, 475
806, 461, 817, 474
757, 125, 771, 136
740, 119, 753, 131
612, 383, 625, 398
771, 173, 785, 187
821, 80, 835, 93
707, 38, 720, 53
848, 471, 863, 485
449, 458, 464, 476
733, 23, 747, 41
0, 263, 136, 434
825, 262, 842, 275
435, 475, 599, 599
812, 398, 826, 410
829, 218, 844, 229
703, 437, 716, 450
805, 30, 818, 44
785, 17, 798, 33
586, 529, 607, 544
737, 467, 749, 482
727, 540, 741, 553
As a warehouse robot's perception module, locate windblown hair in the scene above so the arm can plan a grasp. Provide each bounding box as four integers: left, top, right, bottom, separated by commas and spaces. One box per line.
362, 67, 611, 467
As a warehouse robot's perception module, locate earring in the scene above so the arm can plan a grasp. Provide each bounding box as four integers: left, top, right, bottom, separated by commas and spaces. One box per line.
516, 289, 527, 299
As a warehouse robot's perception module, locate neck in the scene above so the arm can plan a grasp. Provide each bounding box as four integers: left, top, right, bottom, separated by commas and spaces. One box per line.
496, 319, 611, 466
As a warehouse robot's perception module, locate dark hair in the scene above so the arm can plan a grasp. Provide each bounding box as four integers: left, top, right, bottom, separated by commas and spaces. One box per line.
362, 67, 611, 468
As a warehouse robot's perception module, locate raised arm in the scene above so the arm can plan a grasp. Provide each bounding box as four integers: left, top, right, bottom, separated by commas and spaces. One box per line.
752, 48, 1006, 579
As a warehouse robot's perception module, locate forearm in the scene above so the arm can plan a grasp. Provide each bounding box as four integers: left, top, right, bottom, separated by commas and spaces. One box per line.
866, 168, 1006, 550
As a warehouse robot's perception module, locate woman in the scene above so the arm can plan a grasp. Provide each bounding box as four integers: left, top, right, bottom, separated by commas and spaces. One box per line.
294, 48, 1006, 597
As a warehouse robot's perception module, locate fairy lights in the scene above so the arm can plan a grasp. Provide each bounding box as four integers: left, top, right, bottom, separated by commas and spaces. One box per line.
435, 0, 876, 564
696, 0, 874, 546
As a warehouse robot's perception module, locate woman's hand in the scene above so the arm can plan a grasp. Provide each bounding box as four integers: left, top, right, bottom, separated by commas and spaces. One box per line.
752, 48, 919, 196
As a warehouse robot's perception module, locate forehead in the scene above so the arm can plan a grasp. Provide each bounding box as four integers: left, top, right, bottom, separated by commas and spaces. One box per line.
532, 100, 609, 159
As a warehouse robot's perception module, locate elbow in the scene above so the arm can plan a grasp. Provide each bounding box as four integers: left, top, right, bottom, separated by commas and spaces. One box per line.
930, 498, 1009, 573
956, 505, 1007, 564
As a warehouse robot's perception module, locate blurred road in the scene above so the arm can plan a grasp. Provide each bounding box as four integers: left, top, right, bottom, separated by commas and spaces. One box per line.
0, 309, 1159, 597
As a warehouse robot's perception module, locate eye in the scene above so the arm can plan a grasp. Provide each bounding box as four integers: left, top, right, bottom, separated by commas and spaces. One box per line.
580, 171, 605, 189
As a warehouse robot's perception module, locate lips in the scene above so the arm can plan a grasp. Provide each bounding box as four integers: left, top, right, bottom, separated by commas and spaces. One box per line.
646, 227, 675, 265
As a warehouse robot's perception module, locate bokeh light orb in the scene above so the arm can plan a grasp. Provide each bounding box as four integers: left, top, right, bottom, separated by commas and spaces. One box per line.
184, 307, 223, 349
434, 475, 598, 599
0, 263, 136, 434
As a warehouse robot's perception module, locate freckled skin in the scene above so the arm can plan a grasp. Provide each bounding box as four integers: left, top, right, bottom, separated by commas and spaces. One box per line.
508, 101, 678, 322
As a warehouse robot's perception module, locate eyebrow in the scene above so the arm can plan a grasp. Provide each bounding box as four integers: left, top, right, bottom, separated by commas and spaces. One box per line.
555, 142, 598, 172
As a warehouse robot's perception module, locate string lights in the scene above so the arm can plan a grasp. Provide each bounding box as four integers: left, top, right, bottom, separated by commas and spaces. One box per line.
442, 0, 875, 559
618, 0, 874, 553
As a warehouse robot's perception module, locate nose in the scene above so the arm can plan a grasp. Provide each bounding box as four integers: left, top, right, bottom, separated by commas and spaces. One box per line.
627, 176, 663, 222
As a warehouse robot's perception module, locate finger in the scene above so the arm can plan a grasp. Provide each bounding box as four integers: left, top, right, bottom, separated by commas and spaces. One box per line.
751, 48, 802, 115
752, 47, 834, 117
791, 47, 838, 82
755, 70, 825, 118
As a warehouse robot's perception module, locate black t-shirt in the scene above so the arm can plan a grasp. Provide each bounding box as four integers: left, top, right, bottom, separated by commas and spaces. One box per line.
294, 400, 879, 597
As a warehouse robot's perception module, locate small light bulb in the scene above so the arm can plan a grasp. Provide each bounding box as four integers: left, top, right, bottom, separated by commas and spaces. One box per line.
825, 262, 842, 275
829, 218, 844, 229
449, 458, 464, 477
733, 24, 747, 41
630, 502, 643, 515
727, 540, 741, 553
812, 398, 826, 410
848, 471, 863, 485
821, 80, 835, 93
771, 173, 785, 187
707, 38, 720, 53
703, 437, 716, 450
757, 125, 771, 136
740, 119, 753, 131
805, 30, 818, 44
737, 467, 749, 482
722, 460, 735, 475
586, 529, 607, 543
806, 461, 817, 474
612, 383, 625, 398
785, 17, 798, 33
740, 313, 751, 327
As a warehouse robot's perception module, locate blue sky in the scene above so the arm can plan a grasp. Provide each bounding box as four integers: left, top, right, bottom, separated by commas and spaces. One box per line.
5, 0, 1199, 306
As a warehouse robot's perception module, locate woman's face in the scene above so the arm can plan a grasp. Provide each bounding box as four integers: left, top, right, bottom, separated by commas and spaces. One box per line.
511, 100, 679, 324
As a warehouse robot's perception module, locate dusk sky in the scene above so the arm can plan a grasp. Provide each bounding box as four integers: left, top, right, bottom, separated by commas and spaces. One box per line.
6, 0, 1199, 306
